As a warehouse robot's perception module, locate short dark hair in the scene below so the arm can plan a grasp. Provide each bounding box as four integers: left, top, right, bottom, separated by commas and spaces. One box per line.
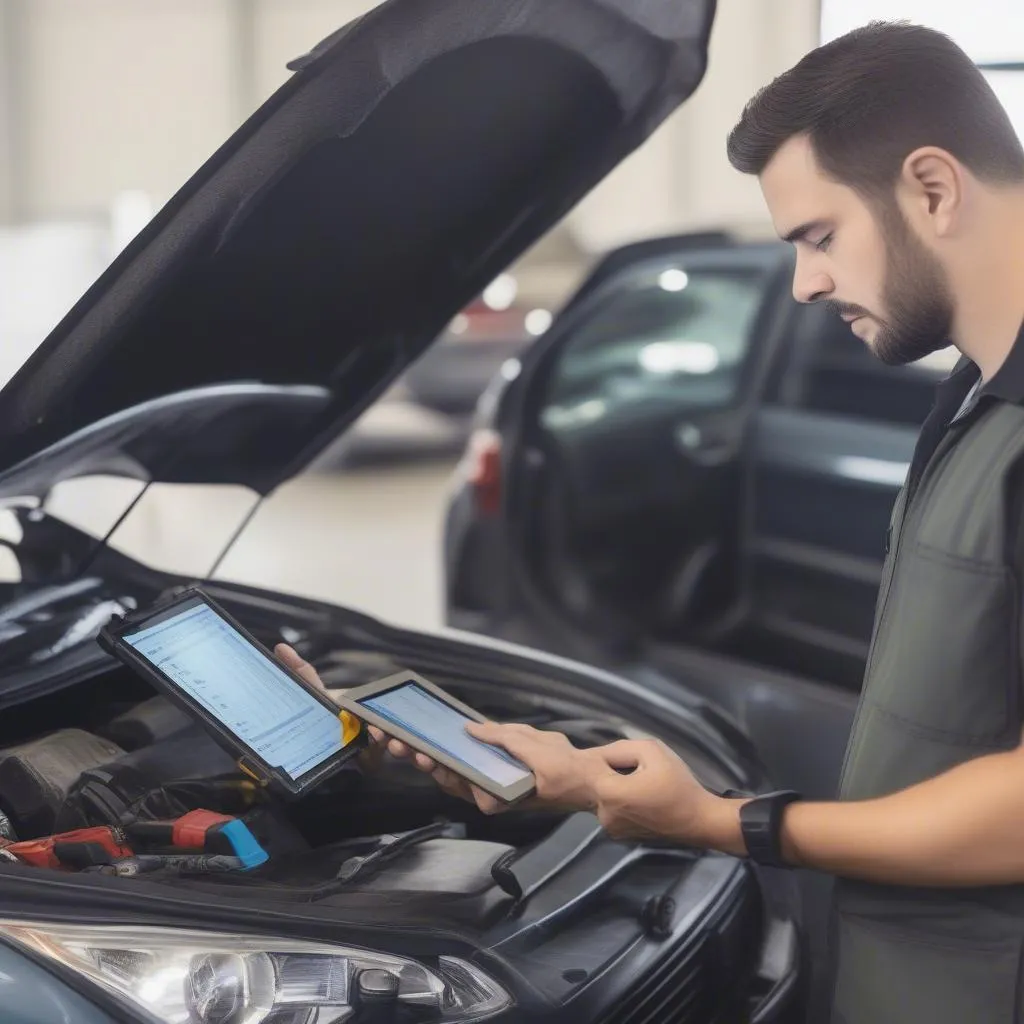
727, 21, 1024, 198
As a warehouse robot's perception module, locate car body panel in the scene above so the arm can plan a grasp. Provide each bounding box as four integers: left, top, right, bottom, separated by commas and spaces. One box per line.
0, 941, 118, 1024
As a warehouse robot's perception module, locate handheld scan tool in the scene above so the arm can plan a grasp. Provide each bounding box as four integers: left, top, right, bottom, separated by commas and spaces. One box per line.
336, 671, 536, 805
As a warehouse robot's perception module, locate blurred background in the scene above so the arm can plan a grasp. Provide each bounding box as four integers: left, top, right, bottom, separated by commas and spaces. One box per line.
1, 0, 1022, 632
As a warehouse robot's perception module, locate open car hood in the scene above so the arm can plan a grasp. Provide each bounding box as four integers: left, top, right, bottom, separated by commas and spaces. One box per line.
0, 0, 716, 497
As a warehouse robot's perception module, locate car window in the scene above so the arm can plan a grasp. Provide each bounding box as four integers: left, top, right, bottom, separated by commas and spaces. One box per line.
541, 265, 766, 428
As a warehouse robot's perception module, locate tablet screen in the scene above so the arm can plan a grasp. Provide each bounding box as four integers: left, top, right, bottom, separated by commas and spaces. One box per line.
123, 601, 343, 780
358, 681, 532, 787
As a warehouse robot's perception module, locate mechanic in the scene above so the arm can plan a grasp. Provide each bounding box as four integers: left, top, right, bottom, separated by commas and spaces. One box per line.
286, 22, 1024, 1022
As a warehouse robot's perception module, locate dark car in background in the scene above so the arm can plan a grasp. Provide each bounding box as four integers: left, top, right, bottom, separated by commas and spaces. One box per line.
0, 2, 806, 1023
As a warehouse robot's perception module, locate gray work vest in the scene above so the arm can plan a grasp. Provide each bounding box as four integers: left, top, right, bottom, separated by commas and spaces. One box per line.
831, 398, 1024, 1023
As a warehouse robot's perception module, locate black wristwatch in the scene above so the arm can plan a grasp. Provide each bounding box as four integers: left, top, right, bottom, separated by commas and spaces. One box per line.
724, 789, 802, 868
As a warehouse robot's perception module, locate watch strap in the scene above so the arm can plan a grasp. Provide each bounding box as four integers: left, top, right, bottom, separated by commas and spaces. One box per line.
738, 789, 802, 868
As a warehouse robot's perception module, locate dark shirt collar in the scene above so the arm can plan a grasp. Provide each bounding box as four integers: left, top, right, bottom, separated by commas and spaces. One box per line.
980, 317, 1024, 404
903, 320, 1024, 502
939, 318, 1024, 423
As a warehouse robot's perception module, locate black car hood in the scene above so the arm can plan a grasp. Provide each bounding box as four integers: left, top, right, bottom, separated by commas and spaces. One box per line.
0, 0, 716, 496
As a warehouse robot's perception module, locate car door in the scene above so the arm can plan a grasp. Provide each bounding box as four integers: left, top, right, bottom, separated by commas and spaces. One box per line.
741, 302, 956, 688
502, 242, 791, 655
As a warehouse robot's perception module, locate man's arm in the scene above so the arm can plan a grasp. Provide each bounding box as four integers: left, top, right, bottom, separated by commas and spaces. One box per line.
462, 721, 1024, 887
699, 730, 1024, 885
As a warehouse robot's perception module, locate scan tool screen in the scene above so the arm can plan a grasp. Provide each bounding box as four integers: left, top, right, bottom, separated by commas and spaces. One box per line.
124, 601, 342, 780
358, 680, 532, 787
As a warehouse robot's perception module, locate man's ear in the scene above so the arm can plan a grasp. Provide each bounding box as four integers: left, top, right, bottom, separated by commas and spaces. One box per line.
900, 147, 964, 236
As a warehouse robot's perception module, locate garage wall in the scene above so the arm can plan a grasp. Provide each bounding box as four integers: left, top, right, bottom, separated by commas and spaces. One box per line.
3, 0, 819, 244
16, 0, 238, 220
0, 2, 19, 220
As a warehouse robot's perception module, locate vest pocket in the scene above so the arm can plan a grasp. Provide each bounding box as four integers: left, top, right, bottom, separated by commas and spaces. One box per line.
865, 543, 1018, 742
832, 912, 1024, 1024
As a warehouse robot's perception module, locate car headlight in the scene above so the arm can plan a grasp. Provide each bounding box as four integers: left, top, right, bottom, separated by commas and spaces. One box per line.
0, 920, 511, 1023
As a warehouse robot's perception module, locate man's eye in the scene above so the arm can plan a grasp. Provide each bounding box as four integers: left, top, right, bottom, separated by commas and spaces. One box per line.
814, 233, 833, 253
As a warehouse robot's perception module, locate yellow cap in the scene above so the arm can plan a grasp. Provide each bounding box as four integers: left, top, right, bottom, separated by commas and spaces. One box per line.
236, 757, 269, 786
340, 709, 362, 746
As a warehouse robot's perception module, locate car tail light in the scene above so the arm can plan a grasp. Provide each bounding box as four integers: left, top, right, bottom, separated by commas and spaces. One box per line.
464, 429, 503, 517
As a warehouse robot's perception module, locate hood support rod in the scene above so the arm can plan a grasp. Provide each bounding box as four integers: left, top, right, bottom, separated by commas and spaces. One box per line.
204, 493, 267, 583
73, 479, 154, 581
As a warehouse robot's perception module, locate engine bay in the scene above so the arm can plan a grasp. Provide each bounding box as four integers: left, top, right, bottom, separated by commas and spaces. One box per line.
0, 645, 645, 906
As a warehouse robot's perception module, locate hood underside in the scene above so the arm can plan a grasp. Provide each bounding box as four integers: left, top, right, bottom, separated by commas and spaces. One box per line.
0, 0, 716, 496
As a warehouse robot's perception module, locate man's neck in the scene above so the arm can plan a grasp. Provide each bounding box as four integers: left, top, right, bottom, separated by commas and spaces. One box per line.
951, 191, 1024, 380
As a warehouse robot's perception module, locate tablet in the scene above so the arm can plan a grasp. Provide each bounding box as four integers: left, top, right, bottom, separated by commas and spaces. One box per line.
336, 671, 537, 805
98, 588, 365, 799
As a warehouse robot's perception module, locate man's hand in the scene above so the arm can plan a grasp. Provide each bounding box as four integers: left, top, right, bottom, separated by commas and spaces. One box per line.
592, 738, 740, 849
275, 644, 387, 773
463, 721, 613, 815
376, 719, 736, 846
376, 719, 616, 816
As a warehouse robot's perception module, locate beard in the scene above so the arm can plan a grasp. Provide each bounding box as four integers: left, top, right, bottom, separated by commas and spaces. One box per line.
826, 204, 955, 366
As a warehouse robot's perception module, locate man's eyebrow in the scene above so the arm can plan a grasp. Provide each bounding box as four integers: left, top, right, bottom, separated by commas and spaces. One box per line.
781, 221, 827, 244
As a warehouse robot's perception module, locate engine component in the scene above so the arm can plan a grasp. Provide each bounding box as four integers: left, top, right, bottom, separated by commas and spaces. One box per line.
114, 729, 239, 780
0, 729, 125, 836
0, 808, 16, 842
0, 825, 133, 870
92, 854, 249, 877
58, 763, 305, 861
101, 696, 194, 751
126, 809, 269, 869
58, 761, 263, 830
55, 764, 154, 832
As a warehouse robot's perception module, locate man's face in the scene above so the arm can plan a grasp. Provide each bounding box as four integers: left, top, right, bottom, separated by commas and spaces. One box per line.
759, 135, 954, 365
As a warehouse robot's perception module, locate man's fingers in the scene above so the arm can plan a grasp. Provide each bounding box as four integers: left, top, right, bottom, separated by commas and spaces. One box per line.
275, 643, 327, 693
381, 737, 436, 771
431, 765, 474, 800
471, 785, 506, 815
387, 738, 412, 759
465, 721, 537, 761
596, 739, 649, 772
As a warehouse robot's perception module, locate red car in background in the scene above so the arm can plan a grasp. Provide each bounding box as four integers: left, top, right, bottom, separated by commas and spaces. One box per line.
402, 276, 544, 418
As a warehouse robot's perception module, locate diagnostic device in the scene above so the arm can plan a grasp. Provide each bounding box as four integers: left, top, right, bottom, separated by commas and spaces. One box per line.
98, 588, 364, 799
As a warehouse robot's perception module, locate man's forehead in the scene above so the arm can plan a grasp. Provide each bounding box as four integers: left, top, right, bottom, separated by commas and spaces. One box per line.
759, 136, 841, 238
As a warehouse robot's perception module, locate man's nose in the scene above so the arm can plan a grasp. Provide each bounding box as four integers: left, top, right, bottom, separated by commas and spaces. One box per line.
792, 259, 833, 305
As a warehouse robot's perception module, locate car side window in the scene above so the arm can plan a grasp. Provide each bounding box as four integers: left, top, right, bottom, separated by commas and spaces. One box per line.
783, 306, 956, 428
541, 265, 767, 428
